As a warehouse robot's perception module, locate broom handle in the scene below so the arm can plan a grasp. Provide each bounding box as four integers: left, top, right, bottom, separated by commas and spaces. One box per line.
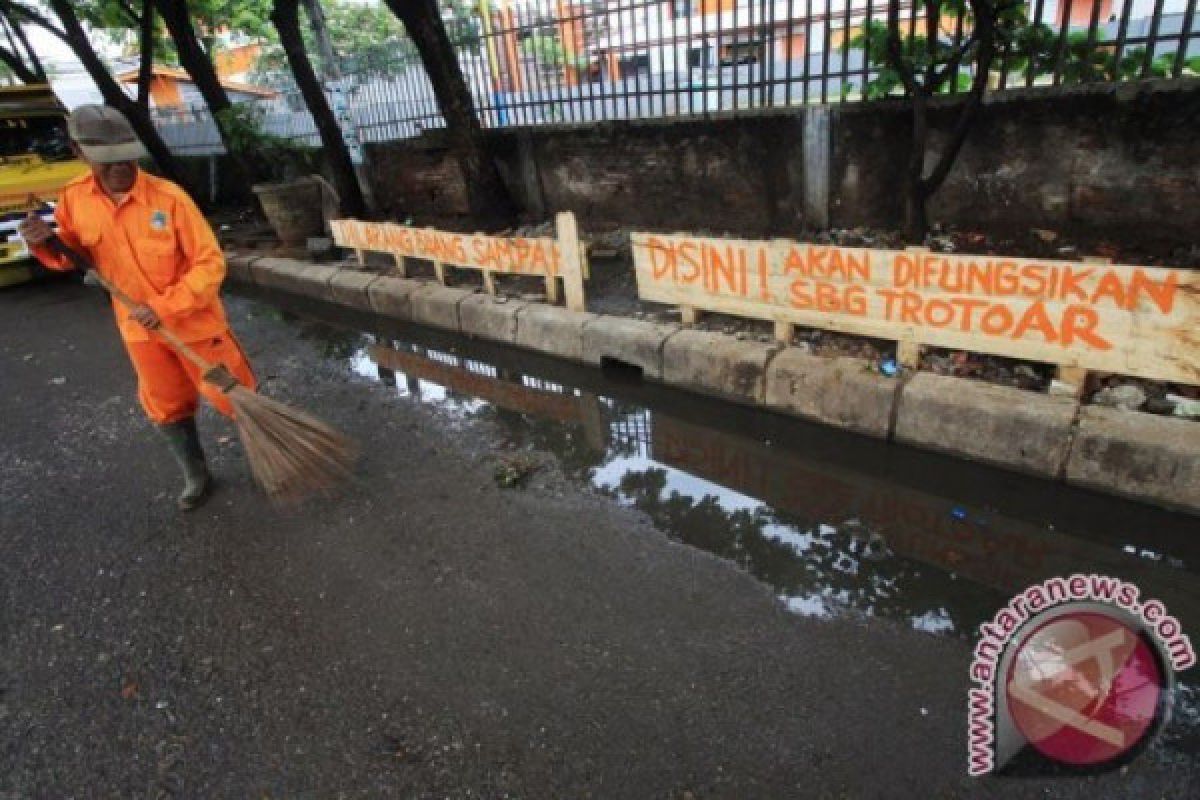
46, 236, 217, 374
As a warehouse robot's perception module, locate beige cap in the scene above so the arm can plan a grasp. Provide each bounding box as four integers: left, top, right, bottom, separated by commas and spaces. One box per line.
66, 104, 149, 164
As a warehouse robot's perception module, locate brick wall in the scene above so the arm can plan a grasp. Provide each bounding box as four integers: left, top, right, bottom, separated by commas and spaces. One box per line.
353, 79, 1199, 251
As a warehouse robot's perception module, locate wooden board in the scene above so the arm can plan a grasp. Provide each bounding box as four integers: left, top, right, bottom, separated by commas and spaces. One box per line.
332, 215, 588, 310
331, 219, 563, 277
631, 233, 1200, 385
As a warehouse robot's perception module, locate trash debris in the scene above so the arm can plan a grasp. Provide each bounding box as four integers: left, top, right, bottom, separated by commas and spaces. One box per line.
493, 454, 539, 489
48, 376, 66, 385
1172, 399, 1200, 419
1031, 228, 1058, 243
950, 507, 968, 521
1092, 384, 1147, 411
879, 358, 899, 377
120, 679, 139, 700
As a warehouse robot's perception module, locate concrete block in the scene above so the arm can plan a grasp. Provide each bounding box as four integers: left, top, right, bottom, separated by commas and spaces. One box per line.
895, 373, 1076, 477
514, 304, 596, 362
248, 257, 332, 299
328, 269, 381, 311
409, 284, 473, 332
367, 275, 419, 320
288, 264, 339, 300
764, 350, 896, 438
1066, 406, 1200, 514
224, 252, 256, 284
581, 316, 679, 380
663, 329, 776, 403
459, 294, 527, 344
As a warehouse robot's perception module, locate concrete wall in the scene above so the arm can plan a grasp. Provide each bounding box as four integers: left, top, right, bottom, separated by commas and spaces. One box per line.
362, 79, 1200, 250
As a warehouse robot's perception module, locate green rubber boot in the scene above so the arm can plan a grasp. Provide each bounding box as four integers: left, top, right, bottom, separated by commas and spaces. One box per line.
157, 417, 211, 511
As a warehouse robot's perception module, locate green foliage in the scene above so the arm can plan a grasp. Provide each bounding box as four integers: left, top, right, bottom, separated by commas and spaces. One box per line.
521, 33, 587, 69
214, 102, 313, 181
254, 0, 424, 79
843, 0, 1192, 100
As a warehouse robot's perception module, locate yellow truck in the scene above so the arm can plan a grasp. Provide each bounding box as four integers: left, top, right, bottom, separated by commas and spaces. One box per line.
0, 84, 89, 287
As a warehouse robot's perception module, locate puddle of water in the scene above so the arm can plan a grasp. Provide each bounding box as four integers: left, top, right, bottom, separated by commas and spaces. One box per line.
268, 300, 1200, 645
248, 291, 1200, 760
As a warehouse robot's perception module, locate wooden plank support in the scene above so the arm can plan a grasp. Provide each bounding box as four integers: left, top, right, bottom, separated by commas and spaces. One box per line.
897, 340, 921, 370
354, 248, 365, 266
392, 253, 407, 277
555, 211, 587, 312
774, 320, 795, 344
680, 306, 698, 326
1054, 365, 1091, 399
433, 261, 447, 285
482, 270, 497, 296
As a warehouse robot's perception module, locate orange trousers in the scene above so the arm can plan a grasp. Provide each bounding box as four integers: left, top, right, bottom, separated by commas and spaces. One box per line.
122, 331, 257, 425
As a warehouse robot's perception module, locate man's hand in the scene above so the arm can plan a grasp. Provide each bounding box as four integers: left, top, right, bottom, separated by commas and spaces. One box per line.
18, 211, 54, 246
129, 304, 161, 330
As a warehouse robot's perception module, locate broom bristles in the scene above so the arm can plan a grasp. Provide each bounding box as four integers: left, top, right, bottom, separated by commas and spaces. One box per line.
226, 385, 358, 503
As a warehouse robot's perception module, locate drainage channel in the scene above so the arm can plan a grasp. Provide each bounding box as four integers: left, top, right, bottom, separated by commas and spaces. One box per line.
240, 288, 1200, 750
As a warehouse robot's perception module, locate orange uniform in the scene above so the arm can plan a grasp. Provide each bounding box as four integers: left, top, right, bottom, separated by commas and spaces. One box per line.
30, 170, 255, 424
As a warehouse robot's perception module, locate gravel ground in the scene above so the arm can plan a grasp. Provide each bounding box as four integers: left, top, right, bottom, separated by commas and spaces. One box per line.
1, 277, 1195, 798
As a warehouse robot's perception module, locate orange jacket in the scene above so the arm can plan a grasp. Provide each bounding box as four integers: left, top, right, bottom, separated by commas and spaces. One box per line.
30, 170, 229, 343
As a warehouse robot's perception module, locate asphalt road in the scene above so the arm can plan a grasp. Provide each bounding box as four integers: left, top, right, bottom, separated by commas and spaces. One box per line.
1, 278, 1195, 798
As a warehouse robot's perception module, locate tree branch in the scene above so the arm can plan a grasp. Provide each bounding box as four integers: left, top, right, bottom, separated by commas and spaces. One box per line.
136, 0, 155, 108
0, 1, 67, 42
921, 0, 999, 193
885, 0, 919, 96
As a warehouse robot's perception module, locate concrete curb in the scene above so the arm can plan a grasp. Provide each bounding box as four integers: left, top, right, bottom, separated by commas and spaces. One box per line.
221, 252, 1199, 514
1065, 406, 1200, 513
894, 373, 1077, 478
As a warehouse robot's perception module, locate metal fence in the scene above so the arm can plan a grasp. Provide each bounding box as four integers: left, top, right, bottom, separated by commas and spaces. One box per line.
152, 0, 1200, 155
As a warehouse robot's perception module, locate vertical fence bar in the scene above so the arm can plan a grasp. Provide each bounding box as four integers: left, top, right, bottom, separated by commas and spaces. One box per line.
735, 0, 743, 110
786, 0, 796, 105
580, 0, 597, 123
803, 0, 813, 103
635, 0, 647, 118
521, 2, 545, 125
1082, 0, 1105, 82
762, 0, 773, 107
1175, 0, 1198, 78
1141, 0, 1168, 78
861, 0, 874, 97
821, 0, 834, 102
996, 3, 1015, 90
1025, 0, 1047, 87
687, 0, 697, 114
1051, 0, 1076, 87
716, 0, 725, 113
659, 0, 670, 116
950, 5, 964, 92
1112, 0, 1135, 81
839, 0, 851, 100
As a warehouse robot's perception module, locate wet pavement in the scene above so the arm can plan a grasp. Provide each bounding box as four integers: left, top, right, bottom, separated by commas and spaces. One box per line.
2, 278, 1197, 797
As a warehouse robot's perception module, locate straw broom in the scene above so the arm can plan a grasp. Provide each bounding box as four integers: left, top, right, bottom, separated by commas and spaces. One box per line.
47, 236, 357, 503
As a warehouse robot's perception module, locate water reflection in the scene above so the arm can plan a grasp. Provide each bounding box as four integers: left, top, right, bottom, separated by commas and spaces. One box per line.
333, 331, 1199, 648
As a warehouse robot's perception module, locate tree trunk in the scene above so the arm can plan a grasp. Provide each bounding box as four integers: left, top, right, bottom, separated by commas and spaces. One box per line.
300, 0, 339, 80
31, 0, 187, 188
270, 0, 365, 217
135, 1, 155, 108
152, 0, 254, 183
905, 89, 931, 242
382, 0, 516, 230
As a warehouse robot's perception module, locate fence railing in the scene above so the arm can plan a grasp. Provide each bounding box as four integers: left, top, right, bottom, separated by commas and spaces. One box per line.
151, 0, 1199, 155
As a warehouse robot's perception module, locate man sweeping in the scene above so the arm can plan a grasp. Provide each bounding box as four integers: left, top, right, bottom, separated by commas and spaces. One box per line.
20, 105, 256, 512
